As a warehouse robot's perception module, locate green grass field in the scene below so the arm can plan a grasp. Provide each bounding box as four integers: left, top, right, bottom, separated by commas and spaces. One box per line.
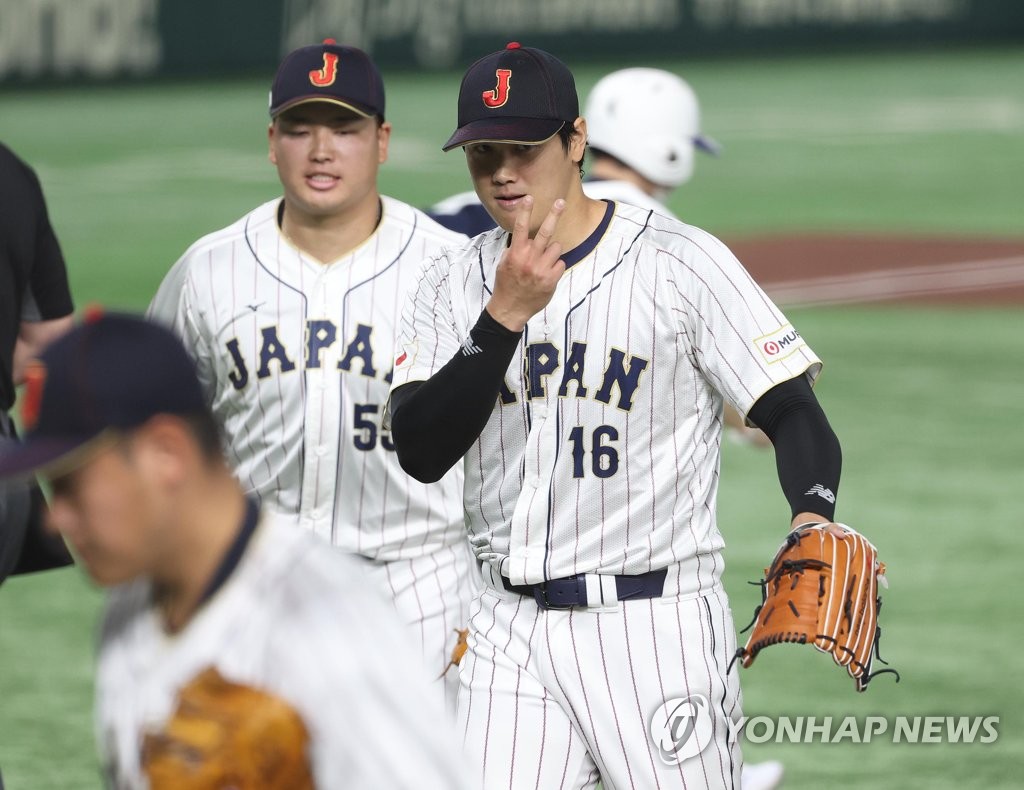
1, 46, 1022, 788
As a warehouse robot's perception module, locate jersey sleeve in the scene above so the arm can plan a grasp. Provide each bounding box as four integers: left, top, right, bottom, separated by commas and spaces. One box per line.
389, 251, 465, 391
148, 256, 218, 407
667, 228, 822, 418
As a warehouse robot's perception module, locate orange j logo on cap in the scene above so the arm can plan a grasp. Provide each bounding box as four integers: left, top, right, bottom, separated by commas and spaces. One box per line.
309, 52, 339, 87
482, 69, 512, 108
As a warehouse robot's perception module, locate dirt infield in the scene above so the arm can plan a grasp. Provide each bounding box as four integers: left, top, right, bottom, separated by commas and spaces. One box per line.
724, 235, 1024, 307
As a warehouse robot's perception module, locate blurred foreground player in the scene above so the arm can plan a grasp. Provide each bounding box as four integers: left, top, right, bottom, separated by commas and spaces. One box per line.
0, 313, 468, 789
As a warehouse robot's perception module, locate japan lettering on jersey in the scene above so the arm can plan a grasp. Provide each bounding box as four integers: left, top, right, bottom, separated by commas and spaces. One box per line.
150, 197, 467, 560
392, 201, 822, 586
95, 513, 469, 788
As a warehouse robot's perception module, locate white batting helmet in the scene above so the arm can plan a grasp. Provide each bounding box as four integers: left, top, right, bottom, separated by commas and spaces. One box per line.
584, 68, 719, 189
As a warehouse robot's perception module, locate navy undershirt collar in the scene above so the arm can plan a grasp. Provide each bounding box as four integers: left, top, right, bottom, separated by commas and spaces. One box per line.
197, 496, 260, 607
560, 199, 614, 270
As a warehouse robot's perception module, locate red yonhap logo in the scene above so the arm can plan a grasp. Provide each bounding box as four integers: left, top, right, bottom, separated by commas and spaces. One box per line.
482, 69, 512, 108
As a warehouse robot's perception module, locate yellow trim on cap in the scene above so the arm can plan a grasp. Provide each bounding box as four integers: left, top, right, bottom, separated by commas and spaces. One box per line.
272, 96, 374, 119
38, 428, 124, 481
446, 125, 564, 151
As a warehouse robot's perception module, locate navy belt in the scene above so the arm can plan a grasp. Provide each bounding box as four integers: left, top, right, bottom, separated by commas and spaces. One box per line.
502, 568, 668, 609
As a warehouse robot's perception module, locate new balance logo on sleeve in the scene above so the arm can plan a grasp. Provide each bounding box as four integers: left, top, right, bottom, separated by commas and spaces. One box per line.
460, 338, 483, 356
805, 484, 836, 504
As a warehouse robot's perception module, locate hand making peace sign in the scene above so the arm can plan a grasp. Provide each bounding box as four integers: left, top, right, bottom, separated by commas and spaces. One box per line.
485, 196, 567, 332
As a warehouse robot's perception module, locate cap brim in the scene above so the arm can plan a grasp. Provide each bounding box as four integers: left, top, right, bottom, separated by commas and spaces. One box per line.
0, 436, 92, 480
271, 96, 376, 119
0, 428, 121, 482
695, 134, 721, 156
442, 119, 565, 152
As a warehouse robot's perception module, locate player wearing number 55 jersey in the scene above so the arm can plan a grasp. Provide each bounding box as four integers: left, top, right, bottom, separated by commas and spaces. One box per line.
390, 43, 844, 788
150, 40, 473, 710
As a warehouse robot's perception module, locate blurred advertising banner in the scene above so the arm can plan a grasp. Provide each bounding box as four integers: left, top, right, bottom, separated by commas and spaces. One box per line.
1, 0, 1022, 83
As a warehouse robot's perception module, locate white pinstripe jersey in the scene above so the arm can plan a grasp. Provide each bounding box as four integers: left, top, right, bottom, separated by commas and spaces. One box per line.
149, 197, 467, 560
391, 200, 822, 586
95, 512, 469, 789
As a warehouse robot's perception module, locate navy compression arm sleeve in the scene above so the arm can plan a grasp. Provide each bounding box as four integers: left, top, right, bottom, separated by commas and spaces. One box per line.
747, 375, 842, 521
390, 310, 521, 483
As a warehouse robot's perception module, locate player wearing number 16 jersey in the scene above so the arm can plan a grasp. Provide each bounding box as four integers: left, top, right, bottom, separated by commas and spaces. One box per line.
390, 43, 844, 788
149, 40, 473, 710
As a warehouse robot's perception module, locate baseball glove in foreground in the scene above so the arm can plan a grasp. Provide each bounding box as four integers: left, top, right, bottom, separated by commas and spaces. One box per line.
733, 523, 899, 692
142, 667, 314, 789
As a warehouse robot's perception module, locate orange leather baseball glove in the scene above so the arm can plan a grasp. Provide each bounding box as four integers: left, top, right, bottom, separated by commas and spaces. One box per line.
142, 667, 314, 789
733, 523, 898, 692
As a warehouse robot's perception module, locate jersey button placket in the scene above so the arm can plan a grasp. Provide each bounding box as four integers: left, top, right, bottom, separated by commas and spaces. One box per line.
303, 268, 337, 540
522, 311, 562, 581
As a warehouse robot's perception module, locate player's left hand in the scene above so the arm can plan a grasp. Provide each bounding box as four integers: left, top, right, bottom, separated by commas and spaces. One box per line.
791, 512, 846, 537
734, 522, 898, 692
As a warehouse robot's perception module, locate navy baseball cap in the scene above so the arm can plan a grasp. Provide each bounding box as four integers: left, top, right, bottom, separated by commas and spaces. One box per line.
0, 312, 206, 480
442, 42, 579, 152
270, 39, 385, 120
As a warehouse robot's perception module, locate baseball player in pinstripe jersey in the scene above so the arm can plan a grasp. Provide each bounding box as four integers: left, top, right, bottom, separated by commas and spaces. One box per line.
149, 40, 475, 710
0, 314, 469, 789
389, 43, 845, 788
429, 66, 770, 451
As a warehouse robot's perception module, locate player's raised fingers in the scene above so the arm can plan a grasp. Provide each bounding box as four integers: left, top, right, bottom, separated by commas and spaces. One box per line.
540, 243, 564, 272
532, 199, 565, 249
509, 195, 535, 250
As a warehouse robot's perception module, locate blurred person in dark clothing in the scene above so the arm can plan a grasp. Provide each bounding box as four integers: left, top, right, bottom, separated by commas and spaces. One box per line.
0, 142, 75, 585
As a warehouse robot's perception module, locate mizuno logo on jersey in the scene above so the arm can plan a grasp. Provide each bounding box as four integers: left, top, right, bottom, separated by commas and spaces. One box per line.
805, 484, 836, 504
